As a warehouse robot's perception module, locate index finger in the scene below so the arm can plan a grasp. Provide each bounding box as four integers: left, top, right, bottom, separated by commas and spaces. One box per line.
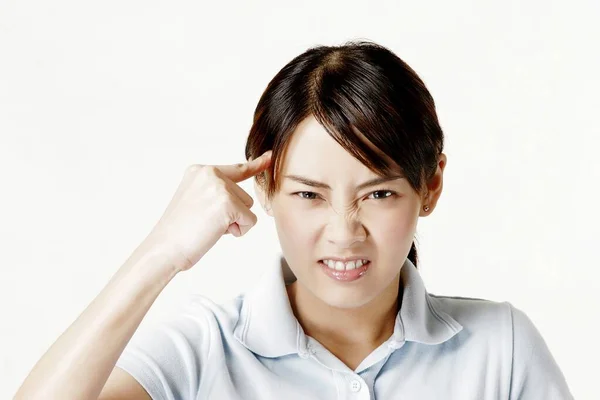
217, 150, 272, 183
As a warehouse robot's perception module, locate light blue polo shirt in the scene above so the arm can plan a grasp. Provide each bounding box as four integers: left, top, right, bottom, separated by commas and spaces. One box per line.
115, 255, 573, 399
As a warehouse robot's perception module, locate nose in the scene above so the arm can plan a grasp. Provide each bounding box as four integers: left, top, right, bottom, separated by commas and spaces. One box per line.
325, 210, 367, 248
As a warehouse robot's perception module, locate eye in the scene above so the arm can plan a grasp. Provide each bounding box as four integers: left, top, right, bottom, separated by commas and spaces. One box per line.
367, 190, 395, 200
294, 191, 320, 200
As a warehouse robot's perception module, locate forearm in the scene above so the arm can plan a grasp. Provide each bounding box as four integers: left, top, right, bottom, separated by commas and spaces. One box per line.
13, 245, 179, 400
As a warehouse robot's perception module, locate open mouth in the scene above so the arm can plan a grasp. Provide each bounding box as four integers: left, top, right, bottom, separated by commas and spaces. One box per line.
318, 259, 371, 282
320, 259, 370, 271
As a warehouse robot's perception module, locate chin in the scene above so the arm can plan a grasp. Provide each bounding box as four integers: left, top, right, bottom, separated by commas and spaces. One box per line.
310, 278, 380, 309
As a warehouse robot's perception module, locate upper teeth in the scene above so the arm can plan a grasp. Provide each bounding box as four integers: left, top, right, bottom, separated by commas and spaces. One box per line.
322, 259, 368, 271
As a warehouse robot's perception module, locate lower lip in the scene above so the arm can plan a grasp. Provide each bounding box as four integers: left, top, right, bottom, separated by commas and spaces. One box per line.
319, 261, 371, 282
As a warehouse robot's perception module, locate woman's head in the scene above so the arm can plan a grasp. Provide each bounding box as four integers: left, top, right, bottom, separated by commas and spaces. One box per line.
245, 41, 446, 309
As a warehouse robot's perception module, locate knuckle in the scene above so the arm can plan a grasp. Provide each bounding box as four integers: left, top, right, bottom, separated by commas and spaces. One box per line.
194, 166, 223, 188
186, 164, 205, 174
202, 165, 219, 177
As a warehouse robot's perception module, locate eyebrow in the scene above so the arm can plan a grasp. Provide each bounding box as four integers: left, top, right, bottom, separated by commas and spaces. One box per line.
284, 174, 405, 191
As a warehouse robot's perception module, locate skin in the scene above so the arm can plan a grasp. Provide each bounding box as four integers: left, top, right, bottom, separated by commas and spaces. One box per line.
256, 115, 446, 370
14, 154, 273, 399
13, 113, 444, 397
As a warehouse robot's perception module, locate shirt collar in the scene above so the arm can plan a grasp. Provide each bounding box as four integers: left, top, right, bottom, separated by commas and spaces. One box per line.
233, 254, 463, 358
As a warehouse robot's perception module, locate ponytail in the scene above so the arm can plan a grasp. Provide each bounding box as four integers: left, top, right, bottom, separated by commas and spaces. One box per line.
407, 241, 418, 269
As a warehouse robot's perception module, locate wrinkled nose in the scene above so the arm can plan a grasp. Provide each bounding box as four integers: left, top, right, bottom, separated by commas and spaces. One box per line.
325, 209, 367, 248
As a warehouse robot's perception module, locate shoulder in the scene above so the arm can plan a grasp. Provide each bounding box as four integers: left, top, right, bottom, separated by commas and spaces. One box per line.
429, 294, 547, 344
121, 292, 246, 360
429, 294, 573, 398
427, 293, 531, 348
168, 292, 246, 336
113, 293, 248, 400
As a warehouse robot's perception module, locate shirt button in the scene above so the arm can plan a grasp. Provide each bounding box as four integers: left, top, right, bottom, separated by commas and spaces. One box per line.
349, 379, 361, 392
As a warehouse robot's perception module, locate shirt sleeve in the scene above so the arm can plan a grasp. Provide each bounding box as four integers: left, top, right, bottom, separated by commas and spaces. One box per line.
114, 298, 212, 400
507, 302, 574, 400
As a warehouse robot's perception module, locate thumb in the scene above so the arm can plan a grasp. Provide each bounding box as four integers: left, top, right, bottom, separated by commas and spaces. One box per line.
217, 150, 272, 183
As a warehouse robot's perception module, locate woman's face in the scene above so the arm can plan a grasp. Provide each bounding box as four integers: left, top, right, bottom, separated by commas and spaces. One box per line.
260, 115, 441, 309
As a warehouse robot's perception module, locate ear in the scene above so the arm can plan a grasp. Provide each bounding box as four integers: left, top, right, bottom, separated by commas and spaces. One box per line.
420, 152, 446, 216
253, 177, 273, 216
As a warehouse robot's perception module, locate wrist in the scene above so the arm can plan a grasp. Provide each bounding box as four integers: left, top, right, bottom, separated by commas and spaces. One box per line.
122, 240, 182, 287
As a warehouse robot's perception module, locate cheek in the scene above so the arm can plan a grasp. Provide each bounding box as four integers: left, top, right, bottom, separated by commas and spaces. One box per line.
272, 200, 320, 247
366, 205, 419, 247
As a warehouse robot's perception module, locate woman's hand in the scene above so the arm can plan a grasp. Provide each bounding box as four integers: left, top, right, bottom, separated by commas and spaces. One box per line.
144, 150, 272, 273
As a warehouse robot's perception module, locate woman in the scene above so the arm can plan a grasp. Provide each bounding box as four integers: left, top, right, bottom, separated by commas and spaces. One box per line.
14, 41, 573, 399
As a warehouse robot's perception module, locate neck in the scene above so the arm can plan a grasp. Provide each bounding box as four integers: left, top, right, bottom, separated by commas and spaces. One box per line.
286, 274, 402, 348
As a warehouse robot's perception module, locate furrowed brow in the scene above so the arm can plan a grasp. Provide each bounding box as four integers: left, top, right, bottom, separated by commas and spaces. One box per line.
284, 174, 404, 191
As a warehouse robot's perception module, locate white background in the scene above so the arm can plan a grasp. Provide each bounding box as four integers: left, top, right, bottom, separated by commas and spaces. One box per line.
1, 1, 598, 398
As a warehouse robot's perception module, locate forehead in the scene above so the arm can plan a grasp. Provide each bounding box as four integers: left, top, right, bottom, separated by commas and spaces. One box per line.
278, 115, 396, 180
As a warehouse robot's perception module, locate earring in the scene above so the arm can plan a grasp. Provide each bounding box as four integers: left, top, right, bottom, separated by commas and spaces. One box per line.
423, 205, 430, 212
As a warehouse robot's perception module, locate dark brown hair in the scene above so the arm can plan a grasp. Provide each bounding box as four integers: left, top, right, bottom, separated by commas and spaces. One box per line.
245, 40, 445, 268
